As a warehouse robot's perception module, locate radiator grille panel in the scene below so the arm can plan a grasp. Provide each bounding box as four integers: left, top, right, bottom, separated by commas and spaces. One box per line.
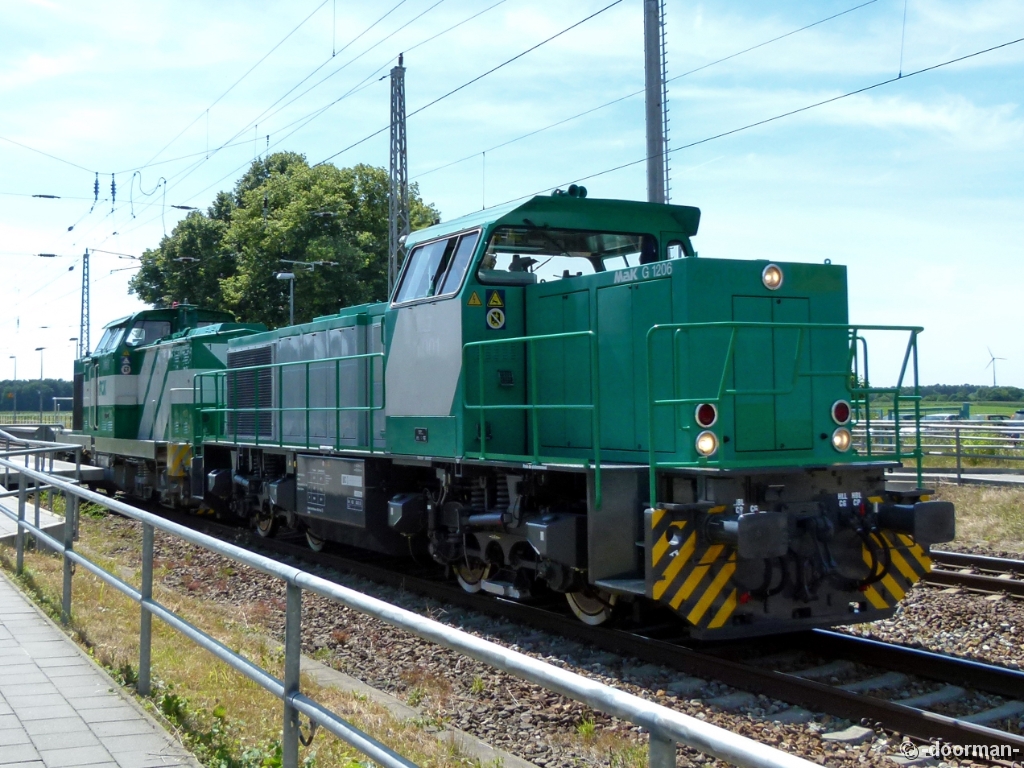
226, 346, 273, 438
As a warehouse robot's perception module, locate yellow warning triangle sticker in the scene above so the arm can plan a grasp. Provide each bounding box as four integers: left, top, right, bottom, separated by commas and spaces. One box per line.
487, 290, 504, 308
468, 291, 482, 307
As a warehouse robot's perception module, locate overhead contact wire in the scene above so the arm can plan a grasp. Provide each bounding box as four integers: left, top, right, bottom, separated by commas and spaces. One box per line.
110, 0, 512, 236
413, 0, 881, 181
139, 0, 332, 168
315, 0, 623, 166
501, 33, 1024, 204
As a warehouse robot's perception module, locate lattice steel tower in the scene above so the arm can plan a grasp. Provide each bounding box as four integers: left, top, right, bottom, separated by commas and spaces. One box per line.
388, 54, 410, 297
79, 249, 90, 357
644, 0, 670, 203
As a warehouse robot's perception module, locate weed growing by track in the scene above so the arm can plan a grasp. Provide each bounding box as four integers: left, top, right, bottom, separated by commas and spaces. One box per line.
934, 485, 1024, 553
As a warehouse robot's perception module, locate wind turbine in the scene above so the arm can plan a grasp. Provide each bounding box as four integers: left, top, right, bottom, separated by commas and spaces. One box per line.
985, 347, 1006, 387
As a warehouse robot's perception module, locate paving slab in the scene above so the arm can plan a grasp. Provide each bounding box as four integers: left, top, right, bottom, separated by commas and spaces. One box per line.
0, 486, 65, 548
0, 571, 201, 768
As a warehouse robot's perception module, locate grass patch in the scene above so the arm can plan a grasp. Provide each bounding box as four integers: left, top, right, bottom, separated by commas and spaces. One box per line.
933, 485, 1024, 554
0, 514, 498, 768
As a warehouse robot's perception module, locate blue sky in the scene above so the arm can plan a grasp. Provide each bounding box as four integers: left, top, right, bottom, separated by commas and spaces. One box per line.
1, 0, 1022, 387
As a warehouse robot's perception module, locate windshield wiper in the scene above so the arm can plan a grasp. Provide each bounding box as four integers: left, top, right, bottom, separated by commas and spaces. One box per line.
522, 218, 571, 261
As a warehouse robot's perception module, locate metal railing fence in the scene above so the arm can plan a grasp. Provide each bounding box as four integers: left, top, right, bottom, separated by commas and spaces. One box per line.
854, 419, 1024, 483
0, 412, 73, 428
0, 436, 813, 768
195, 351, 385, 452
645, 322, 924, 505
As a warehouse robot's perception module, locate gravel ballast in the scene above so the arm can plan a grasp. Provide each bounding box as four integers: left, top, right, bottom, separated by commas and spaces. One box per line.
91, 514, 1022, 767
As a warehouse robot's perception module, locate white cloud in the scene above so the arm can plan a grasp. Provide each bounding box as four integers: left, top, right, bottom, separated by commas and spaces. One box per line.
813, 93, 1024, 150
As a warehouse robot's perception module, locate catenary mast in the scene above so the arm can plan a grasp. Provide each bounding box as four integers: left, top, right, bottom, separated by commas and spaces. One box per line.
388, 54, 410, 298
79, 249, 90, 357
644, 0, 670, 203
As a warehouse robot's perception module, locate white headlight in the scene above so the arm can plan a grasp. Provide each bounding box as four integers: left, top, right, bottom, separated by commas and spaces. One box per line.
832, 427, 852, 452
695, 430, 719, 457
762, 264, 783, 290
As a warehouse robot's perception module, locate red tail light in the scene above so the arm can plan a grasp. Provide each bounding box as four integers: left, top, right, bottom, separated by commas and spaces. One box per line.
695, 403, 718, 428
832, 400, 851, 425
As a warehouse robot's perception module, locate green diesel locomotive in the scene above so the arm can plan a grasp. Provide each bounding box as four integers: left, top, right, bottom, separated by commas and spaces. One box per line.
70, 191, 953, 638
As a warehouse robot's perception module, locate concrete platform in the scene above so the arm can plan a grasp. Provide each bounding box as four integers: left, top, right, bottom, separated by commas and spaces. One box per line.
0, 458, 104, 487
0, 488, 64, 549
0, 571, 201, 768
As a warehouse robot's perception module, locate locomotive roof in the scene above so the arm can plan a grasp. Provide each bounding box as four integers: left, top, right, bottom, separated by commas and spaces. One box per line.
405, 195, 701, 249
101, 306, 236, 329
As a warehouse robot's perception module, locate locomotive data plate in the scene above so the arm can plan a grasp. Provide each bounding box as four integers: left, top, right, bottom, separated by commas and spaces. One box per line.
296, 455, 366, 528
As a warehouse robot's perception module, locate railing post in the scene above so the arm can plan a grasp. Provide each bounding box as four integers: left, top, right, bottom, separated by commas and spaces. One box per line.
74, 447, 82, 540
649, 733, 676, 768
16, 479, 26, 574
47, 450, 54, 516
139, 522, 154, 696
33, 453, 40, 543
61, 485, 75, 625
955, 427, 962, 485
283, 583, 302, 768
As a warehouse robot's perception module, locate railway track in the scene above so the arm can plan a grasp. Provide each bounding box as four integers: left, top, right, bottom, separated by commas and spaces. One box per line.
926, 550, 1024, 598
153, 510, 1024, 753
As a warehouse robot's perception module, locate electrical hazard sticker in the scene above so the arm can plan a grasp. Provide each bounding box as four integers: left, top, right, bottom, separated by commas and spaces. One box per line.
467, 291, 482, 307
486, 308, 506, 330
486, 289, 505, 308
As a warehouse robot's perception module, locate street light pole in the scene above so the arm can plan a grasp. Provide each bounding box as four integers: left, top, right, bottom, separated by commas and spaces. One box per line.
35, 347, 45, 423
9, 356, 16, 421
276, 272, 296, 325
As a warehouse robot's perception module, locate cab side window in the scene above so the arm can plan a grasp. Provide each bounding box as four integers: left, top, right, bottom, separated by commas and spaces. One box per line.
438, 232, 479, 295
393, 230, 480, 304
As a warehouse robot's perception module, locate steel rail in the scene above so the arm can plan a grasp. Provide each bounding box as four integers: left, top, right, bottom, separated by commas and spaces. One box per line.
923, 570, 1024, 598
799, 631, 1024, 699
924, 551, 1024, 597
931, 551, 1024, 573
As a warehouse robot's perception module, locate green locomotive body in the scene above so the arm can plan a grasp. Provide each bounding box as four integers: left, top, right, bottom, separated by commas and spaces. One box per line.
77, 193, 953, 637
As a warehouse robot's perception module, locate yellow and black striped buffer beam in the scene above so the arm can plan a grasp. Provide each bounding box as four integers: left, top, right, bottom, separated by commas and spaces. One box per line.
645, 508, 738, 631
860, 531, 932, 610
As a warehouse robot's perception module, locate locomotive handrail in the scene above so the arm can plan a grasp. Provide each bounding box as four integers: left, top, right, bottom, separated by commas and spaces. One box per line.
644, 322, 924, 505
193, 351, 385, 453
0, 439, 816, 768
463, 330, 603, 508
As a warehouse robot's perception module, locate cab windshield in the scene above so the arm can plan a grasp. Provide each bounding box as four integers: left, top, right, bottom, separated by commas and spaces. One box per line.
477, 226, 658, 285
93, 326, 126, 354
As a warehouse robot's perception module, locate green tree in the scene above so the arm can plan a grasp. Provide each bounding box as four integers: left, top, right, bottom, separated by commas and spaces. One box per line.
129, 154, 438, 327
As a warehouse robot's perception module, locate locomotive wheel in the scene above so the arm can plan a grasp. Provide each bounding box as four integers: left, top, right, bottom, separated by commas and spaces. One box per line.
454, 562, 490, 594
255, 514, 278, 539
566, 588, 618, 626
306, 531, 326, 552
